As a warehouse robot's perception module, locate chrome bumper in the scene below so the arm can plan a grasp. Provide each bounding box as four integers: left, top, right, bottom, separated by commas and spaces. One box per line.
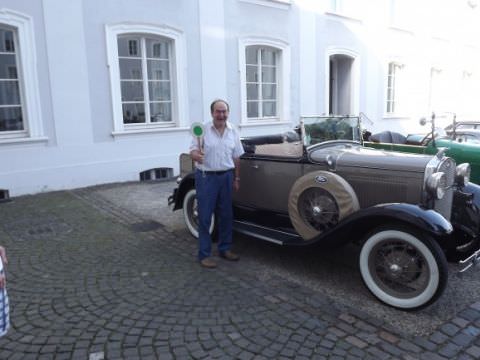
459, 248, 480, 273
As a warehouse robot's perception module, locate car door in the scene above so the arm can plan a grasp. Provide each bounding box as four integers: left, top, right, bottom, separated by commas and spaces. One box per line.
234, 156, 303, 213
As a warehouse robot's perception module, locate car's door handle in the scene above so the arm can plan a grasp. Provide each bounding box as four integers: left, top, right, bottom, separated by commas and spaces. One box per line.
251, 164, 259, 169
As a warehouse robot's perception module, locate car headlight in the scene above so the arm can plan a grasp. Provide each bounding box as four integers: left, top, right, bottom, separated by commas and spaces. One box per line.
455, 163, 471, 187
426, 172, 447, 200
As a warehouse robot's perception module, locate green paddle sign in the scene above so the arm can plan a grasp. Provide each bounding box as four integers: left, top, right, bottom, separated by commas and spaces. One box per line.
191, 122, 204, 138
190, 122, 205, 152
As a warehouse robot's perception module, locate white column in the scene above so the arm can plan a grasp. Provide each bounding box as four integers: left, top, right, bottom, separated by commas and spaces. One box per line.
43, 0, 93, 145
198, 0, 228, 122
298, 1, 318, 116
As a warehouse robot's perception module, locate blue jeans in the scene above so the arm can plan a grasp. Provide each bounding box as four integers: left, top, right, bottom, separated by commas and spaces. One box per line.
195, 169, 234, 260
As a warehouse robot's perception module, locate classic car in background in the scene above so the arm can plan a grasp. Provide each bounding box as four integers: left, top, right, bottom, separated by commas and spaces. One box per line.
445, 120, 480, 144
364, 115, 480, 183
169, 115, 480, 310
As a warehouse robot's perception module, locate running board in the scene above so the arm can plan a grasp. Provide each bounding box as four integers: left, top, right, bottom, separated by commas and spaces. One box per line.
233, 220, 301, 245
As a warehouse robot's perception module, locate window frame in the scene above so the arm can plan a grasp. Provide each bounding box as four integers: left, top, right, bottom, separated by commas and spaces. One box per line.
238, 37, 290, 126
0, 9, 44, 143
385, 61, 406, 116
105, 23, 188, 135
328, 0, 364, 20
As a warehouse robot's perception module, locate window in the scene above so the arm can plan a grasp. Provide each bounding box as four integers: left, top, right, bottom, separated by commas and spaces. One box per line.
118, 35, 172, 124
329, 0, 364, 19
106, 24, 188, 134
390, 0, 415, 30
428, 67, 447, 113
0, 9, 44, 142
0, 26, 23, 132
245, 46, 278, 120
239, 38, 290, 125
386, 62, 405, 114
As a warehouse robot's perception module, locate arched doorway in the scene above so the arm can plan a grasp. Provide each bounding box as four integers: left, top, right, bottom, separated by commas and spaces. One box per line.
328, 53, 356, 115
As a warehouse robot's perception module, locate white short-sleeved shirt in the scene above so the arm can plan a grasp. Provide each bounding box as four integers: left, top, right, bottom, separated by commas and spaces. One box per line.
190, 121, 244, 171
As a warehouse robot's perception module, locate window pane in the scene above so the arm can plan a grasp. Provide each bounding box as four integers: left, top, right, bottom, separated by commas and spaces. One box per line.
245, 47, 258, 65
120, 81, 144, 101
146, 38, 169, 59
263, 101, 276, 117
122, 103, 145, 123
119, 58, 142, 80
148, 81, 171, 101
0, 80, 21, 105
0, 106, 23, 131
247, 102, 259, 118
0, 54, 17, 79
150, 102, 172, 122
147, 60, 170, 80
0, 29, 15, 53
117, 36, 142, 57
247, 84, 258, 100
262, 66, 276, 82
246, 65, 258, 82
262, 84, 276, 100
261, 49, 276, 66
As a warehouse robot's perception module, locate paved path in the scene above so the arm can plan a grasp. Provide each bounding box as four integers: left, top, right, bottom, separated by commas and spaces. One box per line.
0, 182, 479, 359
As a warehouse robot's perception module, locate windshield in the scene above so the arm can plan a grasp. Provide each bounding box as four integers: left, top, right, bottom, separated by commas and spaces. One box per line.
301, 116, 361, 146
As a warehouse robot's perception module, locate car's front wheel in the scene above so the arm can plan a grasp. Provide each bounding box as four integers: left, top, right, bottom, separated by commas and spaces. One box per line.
182, 188, 215, 238
359, 227, 448, 310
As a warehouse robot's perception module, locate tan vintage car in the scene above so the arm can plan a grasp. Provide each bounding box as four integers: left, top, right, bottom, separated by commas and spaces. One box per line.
169, 115, 480, 310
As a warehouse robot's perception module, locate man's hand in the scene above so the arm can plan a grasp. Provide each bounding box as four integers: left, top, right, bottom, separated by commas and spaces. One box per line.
233, 177, 240, 192
191, 150, 204, 164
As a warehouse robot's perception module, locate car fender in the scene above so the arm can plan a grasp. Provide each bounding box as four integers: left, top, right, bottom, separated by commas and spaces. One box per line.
452, 183, 480, 238
307, 203, 453, 246
170, 173, 195, 211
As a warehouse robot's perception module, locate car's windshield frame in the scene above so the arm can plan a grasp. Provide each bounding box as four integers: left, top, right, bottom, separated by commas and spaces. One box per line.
300, 115, 361, 147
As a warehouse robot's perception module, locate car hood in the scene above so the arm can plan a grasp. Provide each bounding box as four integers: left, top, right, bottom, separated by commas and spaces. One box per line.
309, 144, 432, 173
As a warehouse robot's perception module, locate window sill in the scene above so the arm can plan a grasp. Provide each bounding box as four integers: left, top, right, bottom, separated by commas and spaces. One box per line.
112, 126, 189, 137
325, 11, 363, 23
382, 115, 410, 121
389, 25, 414, 36
0, 136, 48, 146
239, 120, 292, 128
238, 0, 291, 10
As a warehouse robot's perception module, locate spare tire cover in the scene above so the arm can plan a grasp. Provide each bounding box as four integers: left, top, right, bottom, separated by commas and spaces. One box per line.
288, 170, 360, 240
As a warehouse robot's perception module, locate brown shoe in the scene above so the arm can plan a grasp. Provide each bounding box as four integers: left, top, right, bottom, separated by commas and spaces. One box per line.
200, 257, 217, 268
219, 250, 239, 261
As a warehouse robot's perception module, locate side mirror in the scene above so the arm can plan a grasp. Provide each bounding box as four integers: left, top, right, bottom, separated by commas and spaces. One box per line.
419, 117, 427, 126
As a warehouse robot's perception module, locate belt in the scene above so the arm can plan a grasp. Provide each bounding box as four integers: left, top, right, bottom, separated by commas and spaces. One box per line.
201, 169, 233, 175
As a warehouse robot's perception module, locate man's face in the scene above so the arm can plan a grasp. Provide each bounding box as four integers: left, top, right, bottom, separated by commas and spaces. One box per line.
212, 101, 229, 125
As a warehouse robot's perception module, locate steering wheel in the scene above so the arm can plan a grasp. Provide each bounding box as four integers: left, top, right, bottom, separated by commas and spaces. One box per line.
420, 131, 432, 146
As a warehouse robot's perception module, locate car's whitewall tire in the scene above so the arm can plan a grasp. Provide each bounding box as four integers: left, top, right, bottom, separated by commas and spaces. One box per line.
183, 188, 215, 238
359, 227, 448, 310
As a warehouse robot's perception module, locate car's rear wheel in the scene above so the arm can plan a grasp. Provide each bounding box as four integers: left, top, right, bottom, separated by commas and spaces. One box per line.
183, 188, 215, 238
359, 227, 448, 310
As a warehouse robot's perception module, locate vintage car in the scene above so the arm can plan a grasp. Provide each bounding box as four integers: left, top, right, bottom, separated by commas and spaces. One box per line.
168, 115, 480, 310
364, 115, 480, 183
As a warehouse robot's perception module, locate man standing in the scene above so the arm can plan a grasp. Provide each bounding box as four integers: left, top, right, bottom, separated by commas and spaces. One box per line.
190, 99, 244, 268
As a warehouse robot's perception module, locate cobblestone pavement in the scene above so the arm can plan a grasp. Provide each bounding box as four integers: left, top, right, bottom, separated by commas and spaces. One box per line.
0, 183, 480, 359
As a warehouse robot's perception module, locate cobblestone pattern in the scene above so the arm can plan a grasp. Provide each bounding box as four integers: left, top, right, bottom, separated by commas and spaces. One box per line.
0, 189, 479, 359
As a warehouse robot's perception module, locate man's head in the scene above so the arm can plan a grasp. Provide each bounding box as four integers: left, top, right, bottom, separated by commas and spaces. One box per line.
210, 99, 229, 126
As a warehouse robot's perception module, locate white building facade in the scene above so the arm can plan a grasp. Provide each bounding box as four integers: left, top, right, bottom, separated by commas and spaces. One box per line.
1, 0, 480, 195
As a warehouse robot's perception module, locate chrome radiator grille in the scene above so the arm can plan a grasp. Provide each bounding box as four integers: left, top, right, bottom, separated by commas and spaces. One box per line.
433, 157, 455, 221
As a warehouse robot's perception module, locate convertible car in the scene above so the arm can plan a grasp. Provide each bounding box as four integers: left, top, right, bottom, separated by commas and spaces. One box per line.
169, 115, 480, 310
364, 117, 480, 183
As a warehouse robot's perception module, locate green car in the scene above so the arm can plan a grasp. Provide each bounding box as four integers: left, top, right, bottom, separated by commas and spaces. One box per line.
364, 122, 480, 183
